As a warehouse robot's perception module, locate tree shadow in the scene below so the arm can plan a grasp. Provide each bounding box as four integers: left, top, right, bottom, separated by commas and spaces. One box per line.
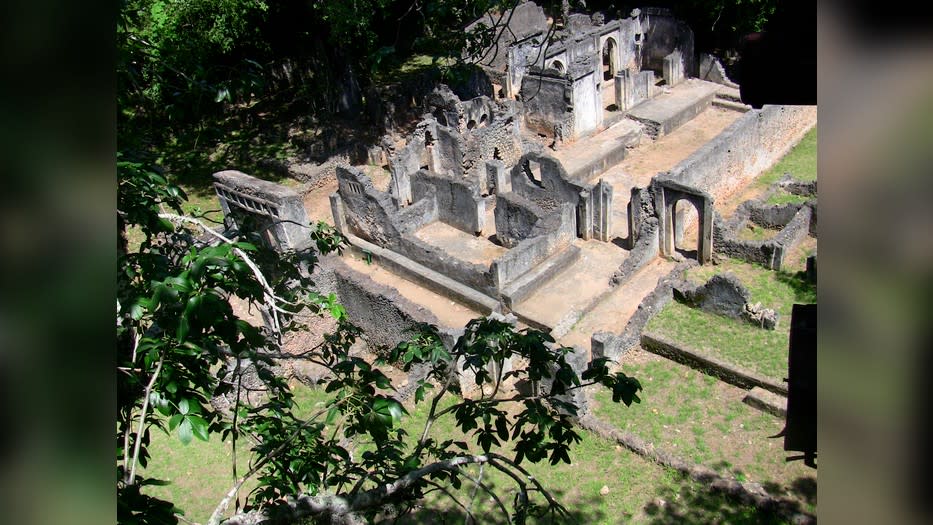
774, 270, 817, 303
640, 474, 804, 525
384, 481, 608, 524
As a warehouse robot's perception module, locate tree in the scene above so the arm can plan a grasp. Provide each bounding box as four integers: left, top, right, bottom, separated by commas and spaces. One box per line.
116, 158, 642, 524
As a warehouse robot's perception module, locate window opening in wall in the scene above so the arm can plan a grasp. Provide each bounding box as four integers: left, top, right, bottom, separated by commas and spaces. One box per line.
467, 119, 476, 130
479, 113, 488, 126
551, 60, 566, 74
433, 110, 447, 126
523, 159, 544, 188
424, 130, 435, 147
493, 147, 502, 160
602, 37, 617, 81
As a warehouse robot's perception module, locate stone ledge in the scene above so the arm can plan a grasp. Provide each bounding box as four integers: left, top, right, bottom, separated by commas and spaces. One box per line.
343, 233, 500, 314
640, 331, 787, 396
743, 386, 788, 418
501, 244, 582, 308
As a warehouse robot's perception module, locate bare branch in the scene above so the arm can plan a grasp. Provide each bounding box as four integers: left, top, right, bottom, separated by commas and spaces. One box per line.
127, 352, 164, 485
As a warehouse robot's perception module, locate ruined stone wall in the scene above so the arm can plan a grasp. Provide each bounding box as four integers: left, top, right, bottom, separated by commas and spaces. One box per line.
411, 170, 485, 234
213, 170, 313, 252
494, 192, 547, 248
491, 203, 575, 288
641, 8, 695, 77
520, 72, 572, 138
462, 111, 523, 184
712, 204, 813, 271
435, 126, 465, 177
335, 166, 440, 245
331, 262, 444, 351
395, 234, 498, 297
663, 105, 817, 200
509, 152, 586, 212
466, 1, 547, 70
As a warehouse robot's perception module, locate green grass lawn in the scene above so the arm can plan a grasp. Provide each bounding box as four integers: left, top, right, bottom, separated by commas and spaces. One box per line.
142, 377, 800, 524
757, 126, 817, 188
593, 358, 816, 515
647, 257, 815, 382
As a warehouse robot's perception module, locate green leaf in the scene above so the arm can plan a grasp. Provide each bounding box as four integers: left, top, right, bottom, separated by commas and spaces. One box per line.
177, 398, 190, 415
188, 415, 209, 442
168, 414, 183, 431
415, 385, 425, 404
177, 418, 193, 445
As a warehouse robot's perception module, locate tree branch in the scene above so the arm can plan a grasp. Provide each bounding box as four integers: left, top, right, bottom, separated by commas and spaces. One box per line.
127, 352, 164, 485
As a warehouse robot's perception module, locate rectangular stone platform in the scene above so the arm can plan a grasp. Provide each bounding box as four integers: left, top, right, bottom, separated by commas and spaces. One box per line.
552, 118, 642, 183
626, 79, 721, 139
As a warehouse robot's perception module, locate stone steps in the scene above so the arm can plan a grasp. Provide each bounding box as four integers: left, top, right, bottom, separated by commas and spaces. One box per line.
343, 233, 500, 314
501, 244, 582, 309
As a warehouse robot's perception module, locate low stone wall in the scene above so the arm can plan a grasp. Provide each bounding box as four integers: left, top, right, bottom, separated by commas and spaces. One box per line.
331, 262, 445, 352
610, 217, 659, 286
396, 234, 498, 297
577, 413, 813, 524
494, 192, 548, 248
593, 260, 696, 360
713, 204, 813, 271
663, 105, 817, 200
640, 331, 787, 395
745, 201, 803, 230
490, 203, 575, 289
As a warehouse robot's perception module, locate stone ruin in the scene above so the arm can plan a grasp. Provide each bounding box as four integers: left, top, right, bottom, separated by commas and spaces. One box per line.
209, 1, 818, 406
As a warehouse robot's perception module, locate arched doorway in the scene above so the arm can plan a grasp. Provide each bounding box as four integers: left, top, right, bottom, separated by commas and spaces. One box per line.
672, 198, 700, 259
656, 181, 713, 264
601, 37, 619, 110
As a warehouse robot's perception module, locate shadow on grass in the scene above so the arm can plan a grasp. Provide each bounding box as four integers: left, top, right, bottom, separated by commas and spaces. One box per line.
378, 482, 609, 524
774, 270, 816, 303
641, 474, 805, 525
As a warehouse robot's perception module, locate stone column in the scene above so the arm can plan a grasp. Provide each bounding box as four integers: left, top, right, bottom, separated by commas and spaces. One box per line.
699, 196, 713, 264
578, 189, 593, 240
329, 193, 348, 234
593, 179, 613, 241
486, 159, 510, 195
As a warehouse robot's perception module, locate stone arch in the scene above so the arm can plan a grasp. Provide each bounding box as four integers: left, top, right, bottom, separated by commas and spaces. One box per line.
550, 59, 566, 75
602, 37, 618, 81
656, 180, 713, 264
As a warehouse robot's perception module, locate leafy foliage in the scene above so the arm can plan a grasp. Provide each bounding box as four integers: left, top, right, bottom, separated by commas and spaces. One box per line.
116, 159, 642, 524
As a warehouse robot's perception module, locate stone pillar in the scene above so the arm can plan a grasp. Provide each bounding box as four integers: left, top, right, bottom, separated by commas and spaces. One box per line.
578, 189, 593, 240
593, 179, 613, 241
618, 70, 634, 111
699, 197, 713, 265
329, 193, 347, 234
628, 186, 642, 249
663, 50, 684, 87
614, 72, 625, 111
486, 159, 510, 195
658, 190, 674, 258
389, 164, 413, 206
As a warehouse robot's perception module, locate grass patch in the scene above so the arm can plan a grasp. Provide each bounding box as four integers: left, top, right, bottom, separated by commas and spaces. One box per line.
766, 189, 811, 206
141, 420, 254, 523
594, 358, 817, 515
738, 222, 779, 241
144, 377, 803, 523
757, 126, 817, 187
647, 257, 816, 381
